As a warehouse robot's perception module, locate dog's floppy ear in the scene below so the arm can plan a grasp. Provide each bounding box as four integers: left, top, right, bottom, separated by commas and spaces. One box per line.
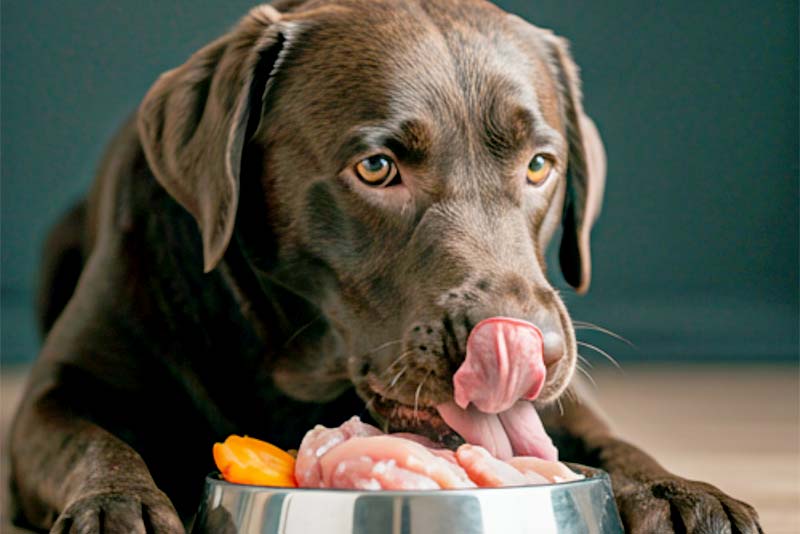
138, 5, 285, 272
542, 34, 607, 294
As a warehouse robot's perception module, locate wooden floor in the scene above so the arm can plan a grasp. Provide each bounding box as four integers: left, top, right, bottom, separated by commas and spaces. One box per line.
585, 364, 799, 533
1, 364, 798, 532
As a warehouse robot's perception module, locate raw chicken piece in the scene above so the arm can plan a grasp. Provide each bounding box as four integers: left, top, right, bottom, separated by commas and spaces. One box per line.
295, 417, 470, 489
508, 456, 584, 483
391, 433, 459, 464
455, 444, 532, 487
319, 436, 476, 489
295, 416, 382, 487
293, 416, 580, 490
330, 457, 440, 490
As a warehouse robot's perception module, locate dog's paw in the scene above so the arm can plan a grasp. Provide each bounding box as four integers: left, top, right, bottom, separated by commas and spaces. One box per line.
613, 475, 762, 534
50, 487, 184, 534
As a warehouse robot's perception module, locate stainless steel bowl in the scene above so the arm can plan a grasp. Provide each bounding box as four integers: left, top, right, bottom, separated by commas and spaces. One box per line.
192, 466, 623, 534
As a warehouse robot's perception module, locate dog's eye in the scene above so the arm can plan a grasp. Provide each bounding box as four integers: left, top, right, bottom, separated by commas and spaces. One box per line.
527, 154, 554, 185
354, 155, 399, 187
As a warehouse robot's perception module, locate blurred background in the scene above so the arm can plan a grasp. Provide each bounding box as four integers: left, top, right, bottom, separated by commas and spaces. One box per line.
1, 0, 798, 531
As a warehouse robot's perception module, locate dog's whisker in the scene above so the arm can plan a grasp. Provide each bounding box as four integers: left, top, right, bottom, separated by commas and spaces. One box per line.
576, 363, 598, 391
387, 365, 409, 390
568, 386, 581, 405
577, 341, 623, 370
413, 371, 432, 423
362, 338, 404, 357
577, 354, 594, 369
359, 394, 378, 421
380, 350, 415, 377
562, 385, 580, 406
556, 397, 565, 417
379, 403, 399, 433
573, 321, 635, 348
383, 414, 391, 433
363, 395, 376, 412
281, 313, 324, 348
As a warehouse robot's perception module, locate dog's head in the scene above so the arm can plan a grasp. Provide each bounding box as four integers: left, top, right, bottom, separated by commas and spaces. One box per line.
138, 0, 605, 448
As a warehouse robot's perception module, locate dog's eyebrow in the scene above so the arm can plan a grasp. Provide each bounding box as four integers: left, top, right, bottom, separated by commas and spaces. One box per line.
531, 124, 564, 152
336, 120, 433, 167
393, 119, 434, 166
485, 105, 563, 161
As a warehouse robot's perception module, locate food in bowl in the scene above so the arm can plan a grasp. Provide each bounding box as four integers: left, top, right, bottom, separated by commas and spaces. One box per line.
213, 435, 297, 488
213, 417, 582, 490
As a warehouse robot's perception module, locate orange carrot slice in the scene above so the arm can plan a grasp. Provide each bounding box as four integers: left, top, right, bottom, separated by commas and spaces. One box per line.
213, 435, 297, 487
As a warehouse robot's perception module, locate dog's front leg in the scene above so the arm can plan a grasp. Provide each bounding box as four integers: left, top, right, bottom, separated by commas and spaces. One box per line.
9, 368, 185, 534
9, 243, 188, 534
543, 387, 762, 534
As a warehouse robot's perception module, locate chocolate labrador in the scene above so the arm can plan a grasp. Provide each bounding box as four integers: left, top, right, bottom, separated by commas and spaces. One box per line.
7, 0, 762, 532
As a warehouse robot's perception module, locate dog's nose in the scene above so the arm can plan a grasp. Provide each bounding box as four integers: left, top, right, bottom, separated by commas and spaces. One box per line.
542, 331, 564, 367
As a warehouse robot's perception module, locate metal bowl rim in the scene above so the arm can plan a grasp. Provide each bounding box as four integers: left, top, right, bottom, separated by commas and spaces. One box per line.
203, 470, 610, 497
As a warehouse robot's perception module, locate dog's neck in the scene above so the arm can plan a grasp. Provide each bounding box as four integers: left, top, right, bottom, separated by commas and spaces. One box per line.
220, 231, 354, 401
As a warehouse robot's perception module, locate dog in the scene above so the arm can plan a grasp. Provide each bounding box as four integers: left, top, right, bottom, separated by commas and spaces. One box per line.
8, 0, 762, 532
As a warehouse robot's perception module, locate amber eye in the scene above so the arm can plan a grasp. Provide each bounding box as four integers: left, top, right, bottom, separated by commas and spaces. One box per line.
354, 155, 398, 187
527, 154, 554, 185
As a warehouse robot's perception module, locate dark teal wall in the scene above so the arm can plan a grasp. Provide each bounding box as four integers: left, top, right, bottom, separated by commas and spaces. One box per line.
2, 1, 798, 365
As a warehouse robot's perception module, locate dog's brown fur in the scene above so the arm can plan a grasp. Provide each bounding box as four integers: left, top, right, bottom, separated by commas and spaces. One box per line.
8, 1, 761, 532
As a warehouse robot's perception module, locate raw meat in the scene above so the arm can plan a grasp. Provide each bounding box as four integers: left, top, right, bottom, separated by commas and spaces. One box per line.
319, 436, 476, 489
294, 417, 581, 490
294, 416, 383, 487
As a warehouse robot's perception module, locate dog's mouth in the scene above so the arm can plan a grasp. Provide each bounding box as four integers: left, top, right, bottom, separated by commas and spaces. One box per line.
369, 395, 465, 450
363, 387, 558, 461
358, 317, 562, 460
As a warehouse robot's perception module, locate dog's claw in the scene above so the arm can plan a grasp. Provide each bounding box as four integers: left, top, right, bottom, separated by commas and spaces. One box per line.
50, 488, 184, 534
613, 474, 762, 534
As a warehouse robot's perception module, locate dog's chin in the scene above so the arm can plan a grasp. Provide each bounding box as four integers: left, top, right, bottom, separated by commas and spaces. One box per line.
366, 394, 465, 450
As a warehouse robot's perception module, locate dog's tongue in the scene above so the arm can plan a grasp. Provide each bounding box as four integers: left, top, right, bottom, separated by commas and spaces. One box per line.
454, 317, 546, 412
437, 401, 557, 461
436, 317, 556, 461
